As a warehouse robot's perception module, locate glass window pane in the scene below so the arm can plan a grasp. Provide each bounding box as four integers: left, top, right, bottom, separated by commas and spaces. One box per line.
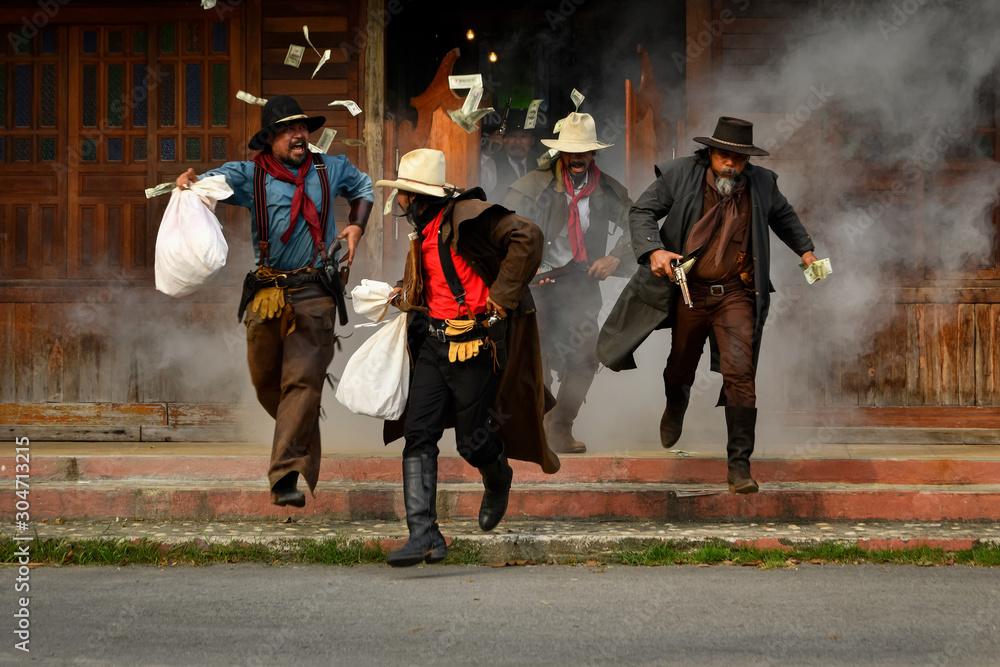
14, 35, 32, 55
211, 64, 227, 127
160, 137, 175, 160
184, 22, 201, 53
108, 31, 123, 54
186, 137, 201, 161
107, 137, 122, 161
107, 64, 123, 127
82, 65, 97, 127
41, 30, 56, 54
82, 138, 96, 161
0, 66, 6, 128
0, 138, 5, 162
212, 137, 226, 161
83, 30, 98, 54
159, 64, 175, 127
133, 65, 148, 128
134, 137, 147, 161
160, 24, 175, 54
41, 137, 55, 161
15, 138, 30, 161
134, 30, 147, 54
212, 23, 227, 53
185, 64, 201, 127
41, 65, 56, 127
15, 65, 31, 128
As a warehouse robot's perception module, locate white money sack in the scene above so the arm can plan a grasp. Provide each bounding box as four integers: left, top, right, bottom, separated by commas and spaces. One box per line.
154, 174, 232, 298
335, 280, 410, 420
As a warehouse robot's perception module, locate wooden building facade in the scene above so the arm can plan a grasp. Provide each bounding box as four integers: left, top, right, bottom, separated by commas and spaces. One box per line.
0, 0, 996, 439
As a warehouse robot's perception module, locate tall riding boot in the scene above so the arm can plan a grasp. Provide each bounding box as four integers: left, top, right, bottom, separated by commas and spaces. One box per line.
477, 448, 513, 532
725, 406, 759, 494
660, 374, 691, 449
545, 370, 595, 454
386, 454, 448, 567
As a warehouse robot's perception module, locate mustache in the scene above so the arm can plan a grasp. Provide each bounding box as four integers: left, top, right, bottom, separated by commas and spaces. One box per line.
290, 139, 307, 149
569, 161, 588, 169
719, 168, 738, 177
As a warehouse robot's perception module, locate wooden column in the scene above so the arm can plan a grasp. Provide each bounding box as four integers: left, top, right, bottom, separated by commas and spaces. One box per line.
362, 0, 385, 280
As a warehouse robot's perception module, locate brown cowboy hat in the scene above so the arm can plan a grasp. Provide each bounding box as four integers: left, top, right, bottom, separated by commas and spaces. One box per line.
248, 95, 326, 150
693, 116, 769, 156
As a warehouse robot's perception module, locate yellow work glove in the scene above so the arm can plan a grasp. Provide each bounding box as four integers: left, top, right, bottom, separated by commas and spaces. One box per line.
444, 318, 476, 336
251, 286, 285, 320
448, 338, 483, 363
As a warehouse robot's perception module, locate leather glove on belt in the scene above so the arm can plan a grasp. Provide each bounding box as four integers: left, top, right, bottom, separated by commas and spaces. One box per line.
445, 318, 485, 363
250, 286, 296, 338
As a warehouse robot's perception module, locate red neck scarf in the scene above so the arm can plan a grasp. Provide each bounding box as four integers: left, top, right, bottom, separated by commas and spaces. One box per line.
252, 152, 322, 246
561, 160, 601, 263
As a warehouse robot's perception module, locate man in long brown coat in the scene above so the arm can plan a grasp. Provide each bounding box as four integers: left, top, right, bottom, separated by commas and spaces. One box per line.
376, 149, 559, 567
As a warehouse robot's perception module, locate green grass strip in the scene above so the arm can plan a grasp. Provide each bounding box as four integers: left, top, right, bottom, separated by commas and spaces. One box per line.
0, 537, 997, 567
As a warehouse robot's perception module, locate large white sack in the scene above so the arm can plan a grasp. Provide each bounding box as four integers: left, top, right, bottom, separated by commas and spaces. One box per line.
154, 174, 232, 297
350, 279, 395, 322
335, 313, 409, 420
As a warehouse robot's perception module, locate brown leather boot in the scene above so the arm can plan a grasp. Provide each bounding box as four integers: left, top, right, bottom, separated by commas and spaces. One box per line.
544, 371, 594, 454
725, 406, 759, 493
544, 414, 586, 454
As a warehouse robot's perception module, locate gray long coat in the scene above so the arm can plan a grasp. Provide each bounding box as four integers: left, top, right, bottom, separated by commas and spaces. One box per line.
596, 155, 815, 374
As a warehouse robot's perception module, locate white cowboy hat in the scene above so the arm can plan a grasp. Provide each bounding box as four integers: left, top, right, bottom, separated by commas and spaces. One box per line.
374, 148, 455, 198
541, 112, 613, 153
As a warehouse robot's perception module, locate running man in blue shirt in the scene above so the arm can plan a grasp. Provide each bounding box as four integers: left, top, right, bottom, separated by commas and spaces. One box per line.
176, 95, 373, 508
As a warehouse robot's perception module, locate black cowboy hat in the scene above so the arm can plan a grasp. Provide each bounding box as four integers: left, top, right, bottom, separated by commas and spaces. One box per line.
693, 116, 769, 156
248, 95, 326, 150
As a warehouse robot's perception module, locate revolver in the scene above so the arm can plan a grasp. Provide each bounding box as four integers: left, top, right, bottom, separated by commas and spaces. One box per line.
671, 257, 695, 309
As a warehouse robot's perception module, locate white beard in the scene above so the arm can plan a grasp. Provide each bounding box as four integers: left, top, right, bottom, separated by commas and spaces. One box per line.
716, 176, 736, 197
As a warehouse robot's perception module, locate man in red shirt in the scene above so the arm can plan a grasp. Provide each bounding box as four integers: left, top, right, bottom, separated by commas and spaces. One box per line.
376, 149, 558, 567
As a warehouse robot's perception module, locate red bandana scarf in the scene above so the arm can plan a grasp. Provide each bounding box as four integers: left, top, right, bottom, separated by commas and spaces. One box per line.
560, 160, 601, 263
252, 152, 323, 246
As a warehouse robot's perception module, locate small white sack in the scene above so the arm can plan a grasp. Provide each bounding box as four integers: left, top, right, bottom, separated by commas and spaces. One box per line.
350, 279, 395, 323
154, 174, 232, 297
335, 313, 410, 420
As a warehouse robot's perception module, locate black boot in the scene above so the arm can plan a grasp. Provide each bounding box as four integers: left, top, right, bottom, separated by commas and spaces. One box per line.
725, 406, 759, 494
477, 449, 513, 532
386, 455, 447, 567
660, 378, 691, 449
272, 471, 306, 508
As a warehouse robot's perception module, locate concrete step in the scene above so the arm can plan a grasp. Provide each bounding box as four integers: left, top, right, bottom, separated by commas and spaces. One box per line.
15, 452, 1000, 486
25, 479, 1000, 522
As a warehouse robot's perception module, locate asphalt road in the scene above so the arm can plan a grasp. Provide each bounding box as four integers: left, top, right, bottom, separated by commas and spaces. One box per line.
4, 564, 998, 666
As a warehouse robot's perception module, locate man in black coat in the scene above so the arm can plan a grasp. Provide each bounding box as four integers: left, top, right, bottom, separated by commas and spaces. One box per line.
597, 117, 825, 493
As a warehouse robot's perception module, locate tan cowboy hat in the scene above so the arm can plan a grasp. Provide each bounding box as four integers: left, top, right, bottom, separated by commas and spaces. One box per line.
374, 148, 456, 198
541, 112, 613, 153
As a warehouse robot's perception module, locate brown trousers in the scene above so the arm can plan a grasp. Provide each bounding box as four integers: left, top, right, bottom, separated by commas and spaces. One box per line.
245, 286, 337, 500
665, 276, 756, 407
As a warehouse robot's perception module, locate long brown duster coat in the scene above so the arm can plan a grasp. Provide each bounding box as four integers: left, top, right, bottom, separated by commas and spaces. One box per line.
383, 191, 561, 474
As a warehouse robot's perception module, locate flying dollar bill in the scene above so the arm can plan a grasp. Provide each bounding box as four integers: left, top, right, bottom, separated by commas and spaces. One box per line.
799, 257, 833, 284
342, 138, 366, 147
328, 100, 363, 116
284, 44, 305, 68
303, 25, 321, 56
448, 107, 494, 134
315, 128, 337, 153
553, 116, 567, 134
201, 0, 217, 8
448, 74, 483, 90
570, 88, 585, 111
461, 86, 485, 116
236, 90, 267, 106
524, 99, 543, 130
145, 182, 175, 199
311, 49, 331, 79
384, 188, 398, 216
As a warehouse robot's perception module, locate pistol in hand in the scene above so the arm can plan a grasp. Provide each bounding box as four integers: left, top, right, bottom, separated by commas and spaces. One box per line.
672, 258, 694, 309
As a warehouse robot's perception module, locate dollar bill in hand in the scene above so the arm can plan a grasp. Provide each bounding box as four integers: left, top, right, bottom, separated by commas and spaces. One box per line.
145, 182, 175, 199
799, 257, 833, 284
284, 44, 305, 68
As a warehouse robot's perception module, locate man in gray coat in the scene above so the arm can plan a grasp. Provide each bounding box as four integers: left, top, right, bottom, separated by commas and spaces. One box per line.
597, 117, 824, 493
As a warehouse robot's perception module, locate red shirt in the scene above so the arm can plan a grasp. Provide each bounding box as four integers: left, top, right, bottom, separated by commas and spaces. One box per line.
421, 210, 489, 319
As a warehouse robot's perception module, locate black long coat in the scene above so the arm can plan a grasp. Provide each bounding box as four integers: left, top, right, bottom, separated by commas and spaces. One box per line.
597, 155, 815, 375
